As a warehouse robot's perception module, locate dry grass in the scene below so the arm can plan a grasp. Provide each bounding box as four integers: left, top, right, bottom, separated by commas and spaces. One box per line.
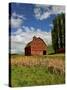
11, 54, 65, 75
10, 54, 65, 87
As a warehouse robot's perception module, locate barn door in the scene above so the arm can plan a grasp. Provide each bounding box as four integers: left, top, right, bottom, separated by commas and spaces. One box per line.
43, 50, 46, 55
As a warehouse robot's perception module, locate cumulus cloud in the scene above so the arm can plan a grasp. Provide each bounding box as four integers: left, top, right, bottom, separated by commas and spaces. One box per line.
52, 6, 65, 14
49, 23, 53, 28
10, 12, 25, 28
34, 7, 51, 20
10, 26, 52, 54
12, 12, 25, 19
34, 5, 65, 20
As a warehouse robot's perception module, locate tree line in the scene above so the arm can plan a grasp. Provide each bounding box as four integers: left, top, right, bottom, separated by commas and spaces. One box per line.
52, 13, 65, 53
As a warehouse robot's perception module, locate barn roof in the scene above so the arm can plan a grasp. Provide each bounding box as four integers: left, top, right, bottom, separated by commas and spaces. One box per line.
25, 41, 32, 47
25, 36, 47, 48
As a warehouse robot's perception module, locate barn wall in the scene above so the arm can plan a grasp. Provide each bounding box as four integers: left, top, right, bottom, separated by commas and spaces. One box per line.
25, 37, 47, 56
31, 50, 43, 55
25, 46, 31, 56
31, 38, 47, 55
31, 39, 47, 51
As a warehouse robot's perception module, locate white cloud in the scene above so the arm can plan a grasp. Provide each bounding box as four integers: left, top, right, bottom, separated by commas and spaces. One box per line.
34, 5, 65, 20
52, 6, 65, 14
11, 28, 23, 35
11, 49, 16, 54
11, 17, 22, 28
40, 12, 51, 20
10, 12, 25, 28
12, 12, 25, 19
49, 23, 53, 28
10, 26, 52, 54
34, 7, 51, 20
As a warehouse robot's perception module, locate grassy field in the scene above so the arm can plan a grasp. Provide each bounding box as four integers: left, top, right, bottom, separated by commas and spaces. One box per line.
10, 54, 65, 87
47, 45, 54, 54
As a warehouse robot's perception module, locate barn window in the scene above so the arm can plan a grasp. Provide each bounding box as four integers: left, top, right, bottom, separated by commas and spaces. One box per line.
43, 50, 46, 55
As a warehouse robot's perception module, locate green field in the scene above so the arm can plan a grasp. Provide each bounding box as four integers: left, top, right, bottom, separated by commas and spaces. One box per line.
47, 45, 54, 54
10, 54, 65, 87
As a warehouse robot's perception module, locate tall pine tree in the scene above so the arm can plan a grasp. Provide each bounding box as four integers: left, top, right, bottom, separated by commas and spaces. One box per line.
52, 13, 65, 53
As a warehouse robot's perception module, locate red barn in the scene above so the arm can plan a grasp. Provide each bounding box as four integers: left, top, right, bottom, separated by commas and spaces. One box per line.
25, 36, 47, 56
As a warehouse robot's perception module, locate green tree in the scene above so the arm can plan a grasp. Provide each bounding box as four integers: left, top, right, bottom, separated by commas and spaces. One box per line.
52, 13, 65, 53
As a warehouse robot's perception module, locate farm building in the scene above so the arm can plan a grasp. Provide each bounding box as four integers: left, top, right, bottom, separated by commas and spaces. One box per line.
25, 36, 47, 56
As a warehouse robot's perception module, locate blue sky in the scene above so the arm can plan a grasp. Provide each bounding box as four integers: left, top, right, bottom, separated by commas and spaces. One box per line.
9, 3, 65, 54
10, 3, 55, 32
